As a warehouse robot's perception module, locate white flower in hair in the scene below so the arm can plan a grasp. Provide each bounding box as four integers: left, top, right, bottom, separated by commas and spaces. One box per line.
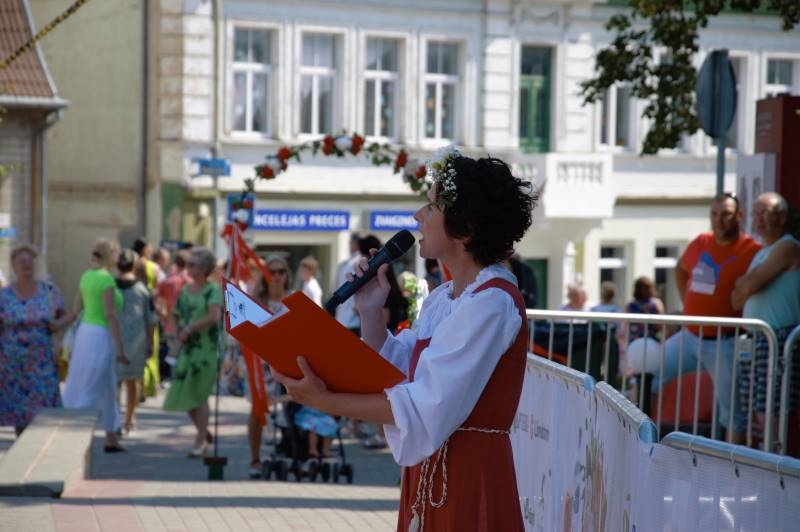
425, 145, 460, 207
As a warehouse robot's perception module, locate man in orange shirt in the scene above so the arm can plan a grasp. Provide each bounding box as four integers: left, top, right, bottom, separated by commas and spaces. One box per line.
652, 193, 761, 442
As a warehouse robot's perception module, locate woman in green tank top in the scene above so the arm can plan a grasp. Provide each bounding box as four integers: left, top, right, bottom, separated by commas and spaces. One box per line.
62, 238, 129, 452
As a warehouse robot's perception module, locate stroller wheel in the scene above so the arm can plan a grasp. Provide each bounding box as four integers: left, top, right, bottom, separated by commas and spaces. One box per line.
308, 460, 319, 482
321, 461, 331, 482
273, 460, 287, 481
261, 459, 273, 480
332, 463, 340, 483
291, 461, 303, 482
342, 463, 354, 484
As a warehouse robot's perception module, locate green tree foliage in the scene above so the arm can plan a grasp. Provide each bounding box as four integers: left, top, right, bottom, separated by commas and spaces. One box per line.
581, 1, 800, 154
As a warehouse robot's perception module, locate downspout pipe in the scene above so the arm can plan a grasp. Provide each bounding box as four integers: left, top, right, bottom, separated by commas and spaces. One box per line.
211, 0, 222, 255
140, 0, 150, 237
38, 109, 62, 280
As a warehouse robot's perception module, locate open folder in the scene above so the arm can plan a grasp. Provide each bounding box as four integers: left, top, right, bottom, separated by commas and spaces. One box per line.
222, 278, 405, 394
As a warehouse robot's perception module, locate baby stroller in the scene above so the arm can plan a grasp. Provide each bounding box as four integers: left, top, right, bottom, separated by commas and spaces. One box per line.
261, 392, 354, 483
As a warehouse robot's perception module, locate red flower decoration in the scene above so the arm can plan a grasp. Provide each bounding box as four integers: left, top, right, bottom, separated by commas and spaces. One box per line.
277, 146, 291, 161
415, 165, 427, 179
260, 165, 274, 179
351, 134, 365, 156
394, 150, 408, 173
322, 135, 335, 155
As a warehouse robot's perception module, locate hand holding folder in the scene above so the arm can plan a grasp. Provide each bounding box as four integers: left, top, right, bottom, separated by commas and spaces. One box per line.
222, 279, 405, 394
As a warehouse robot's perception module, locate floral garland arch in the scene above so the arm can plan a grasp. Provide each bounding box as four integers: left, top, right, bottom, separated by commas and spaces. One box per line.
228, 132, 429, 231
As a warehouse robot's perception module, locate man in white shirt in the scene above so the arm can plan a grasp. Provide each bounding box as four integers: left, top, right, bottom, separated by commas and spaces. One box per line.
298, 255, 323, 306
334, 233, 362, 334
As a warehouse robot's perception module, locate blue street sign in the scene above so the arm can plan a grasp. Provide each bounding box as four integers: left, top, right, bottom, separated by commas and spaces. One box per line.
0, 227, 17, 239
369, 211, 419, 231
198, 158, 231, 177
252, 209, 350, 231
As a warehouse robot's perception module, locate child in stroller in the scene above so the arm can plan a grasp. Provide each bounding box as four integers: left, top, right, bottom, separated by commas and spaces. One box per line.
262, 390, 354, 483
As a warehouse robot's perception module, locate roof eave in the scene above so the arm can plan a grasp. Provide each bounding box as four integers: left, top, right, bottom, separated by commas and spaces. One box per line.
0, 95, 69, 110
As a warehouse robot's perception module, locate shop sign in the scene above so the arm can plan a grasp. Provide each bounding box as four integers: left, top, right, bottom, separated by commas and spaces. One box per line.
369, 211, 419, 231
252, 209, 349, 231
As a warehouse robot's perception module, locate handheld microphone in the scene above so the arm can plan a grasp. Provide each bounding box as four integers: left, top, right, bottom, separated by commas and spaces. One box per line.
324, 229, 416, 314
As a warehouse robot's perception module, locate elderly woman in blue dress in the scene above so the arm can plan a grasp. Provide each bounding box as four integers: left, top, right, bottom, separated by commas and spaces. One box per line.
0, 243, 73, 435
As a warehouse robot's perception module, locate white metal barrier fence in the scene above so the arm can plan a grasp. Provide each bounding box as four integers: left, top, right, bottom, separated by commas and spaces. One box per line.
525, 309, 793, 454
513, 353, 800, 530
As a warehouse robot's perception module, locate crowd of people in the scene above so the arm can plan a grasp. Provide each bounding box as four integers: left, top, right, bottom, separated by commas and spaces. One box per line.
1, 146, 798, 527
556, 191, 799, 449
0, 229, 435, 463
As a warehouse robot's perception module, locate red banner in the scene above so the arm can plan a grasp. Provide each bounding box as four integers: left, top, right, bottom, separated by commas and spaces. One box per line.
222, 222, 270, 426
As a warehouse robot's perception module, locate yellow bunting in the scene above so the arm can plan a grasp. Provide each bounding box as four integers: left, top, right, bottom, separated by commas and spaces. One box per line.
0, 0, 91, 71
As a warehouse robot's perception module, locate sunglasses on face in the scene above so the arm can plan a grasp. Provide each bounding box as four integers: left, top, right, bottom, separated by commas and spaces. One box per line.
269, 268, 287, 275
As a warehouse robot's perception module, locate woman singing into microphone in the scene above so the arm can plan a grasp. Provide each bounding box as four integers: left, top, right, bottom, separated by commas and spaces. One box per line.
273, 147, 535, 531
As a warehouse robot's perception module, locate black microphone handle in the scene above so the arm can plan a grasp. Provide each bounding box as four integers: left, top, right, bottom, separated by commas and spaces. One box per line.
323, 249, 392, 313
323, 229, 415, 314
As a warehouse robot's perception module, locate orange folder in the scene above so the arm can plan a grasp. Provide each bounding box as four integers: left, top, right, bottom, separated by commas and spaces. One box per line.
222, 278, 405, 393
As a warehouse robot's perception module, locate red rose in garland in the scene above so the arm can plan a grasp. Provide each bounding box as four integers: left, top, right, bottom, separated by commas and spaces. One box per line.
277, 146, 292, 161
322, 135, 335, 155
246, 132, 433, 218
394, 150, 408, 173
350, 134, 365, 155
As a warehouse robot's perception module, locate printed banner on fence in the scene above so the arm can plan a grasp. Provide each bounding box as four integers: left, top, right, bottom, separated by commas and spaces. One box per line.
512, 360, 592, 532
592, 392, 651, 532
512, 355, 800, 531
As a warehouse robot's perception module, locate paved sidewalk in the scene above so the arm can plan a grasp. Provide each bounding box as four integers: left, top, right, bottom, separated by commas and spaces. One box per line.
0, 390, 401, 531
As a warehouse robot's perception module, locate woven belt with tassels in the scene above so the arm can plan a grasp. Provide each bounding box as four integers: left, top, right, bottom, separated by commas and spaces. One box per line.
407, 426, 510, 532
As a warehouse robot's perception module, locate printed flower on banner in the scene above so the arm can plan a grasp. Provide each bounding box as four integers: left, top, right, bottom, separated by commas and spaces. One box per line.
580, 433, 607, 532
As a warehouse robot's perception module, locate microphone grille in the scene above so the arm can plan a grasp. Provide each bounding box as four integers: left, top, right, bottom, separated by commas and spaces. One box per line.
386, 229, 416, 259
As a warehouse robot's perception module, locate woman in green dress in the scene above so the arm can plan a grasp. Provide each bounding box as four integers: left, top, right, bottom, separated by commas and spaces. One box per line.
163, 247, 222, 457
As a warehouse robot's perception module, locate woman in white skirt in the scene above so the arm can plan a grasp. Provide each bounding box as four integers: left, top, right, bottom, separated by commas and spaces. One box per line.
63, 238, 129, 452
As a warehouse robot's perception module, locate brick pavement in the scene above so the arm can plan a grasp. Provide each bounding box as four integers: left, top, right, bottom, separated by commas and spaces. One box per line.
0, 391, 401, 531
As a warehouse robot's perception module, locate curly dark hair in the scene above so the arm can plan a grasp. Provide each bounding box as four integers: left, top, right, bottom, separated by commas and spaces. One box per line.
441, 156, 536, 266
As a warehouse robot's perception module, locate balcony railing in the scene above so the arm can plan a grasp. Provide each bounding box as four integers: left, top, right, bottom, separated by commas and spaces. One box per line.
513, 152, 615, 219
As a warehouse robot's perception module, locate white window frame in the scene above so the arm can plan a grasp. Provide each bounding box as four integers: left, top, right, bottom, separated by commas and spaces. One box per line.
421, 39, 461, 146
599, 244, 629, 303
363, 36, 402, 141
596, 84, 636, 152
226, 23, 277, 140
297, 29, 343, 138
654, 242, 682, 313
764, 55, 799, 98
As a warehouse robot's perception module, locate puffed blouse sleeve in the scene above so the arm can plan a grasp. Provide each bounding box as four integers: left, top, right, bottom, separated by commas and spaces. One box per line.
382, 287, 521, 466
379, 327, 417, 377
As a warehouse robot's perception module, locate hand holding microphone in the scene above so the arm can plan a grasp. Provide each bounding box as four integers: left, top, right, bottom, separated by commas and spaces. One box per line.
323, 229, 415, 314
351, 251, 391, 314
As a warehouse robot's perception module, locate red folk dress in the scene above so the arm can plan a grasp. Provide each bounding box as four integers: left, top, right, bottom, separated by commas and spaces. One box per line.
396, 278, 527, 532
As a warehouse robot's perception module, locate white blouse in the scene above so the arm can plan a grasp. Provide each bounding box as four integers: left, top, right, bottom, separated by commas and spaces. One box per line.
380, 264, 522, 466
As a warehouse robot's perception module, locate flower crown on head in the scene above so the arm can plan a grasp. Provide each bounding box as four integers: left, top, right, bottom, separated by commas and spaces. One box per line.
426, 145, 461, 207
